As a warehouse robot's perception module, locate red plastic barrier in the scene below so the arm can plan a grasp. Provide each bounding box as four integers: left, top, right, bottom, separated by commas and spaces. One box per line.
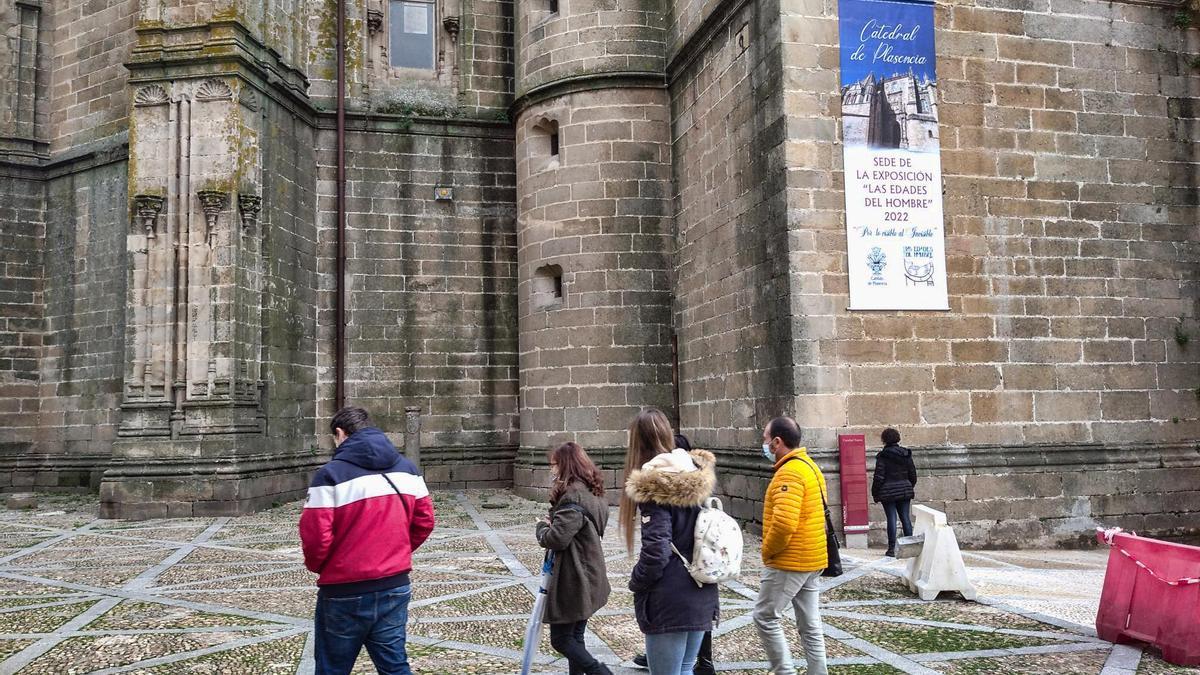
1095, 530, 1200, 666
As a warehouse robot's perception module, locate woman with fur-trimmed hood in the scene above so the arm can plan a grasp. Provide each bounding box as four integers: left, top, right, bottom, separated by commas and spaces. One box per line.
620, 408, 720, 674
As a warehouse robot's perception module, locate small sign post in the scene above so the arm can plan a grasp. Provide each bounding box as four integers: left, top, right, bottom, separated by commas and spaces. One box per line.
838, 434, 870, 548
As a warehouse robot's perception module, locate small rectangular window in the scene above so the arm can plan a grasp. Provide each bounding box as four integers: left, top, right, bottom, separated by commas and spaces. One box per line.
390, 0, 435, 70
549, 0, 558, 13
549, 133, 559, 157
533, 264, 564, 310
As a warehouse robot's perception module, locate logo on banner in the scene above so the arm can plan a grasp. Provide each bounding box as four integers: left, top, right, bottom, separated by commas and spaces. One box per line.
866, 247, 887, 286
903, 245, 935, 286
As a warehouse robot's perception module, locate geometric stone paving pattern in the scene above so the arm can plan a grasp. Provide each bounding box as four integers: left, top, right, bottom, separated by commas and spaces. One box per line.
0, 491, 1195, 674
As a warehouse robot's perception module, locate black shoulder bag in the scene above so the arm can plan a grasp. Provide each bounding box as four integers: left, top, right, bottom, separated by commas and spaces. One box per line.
786, 457, 843, 578
380, 473, 411, 519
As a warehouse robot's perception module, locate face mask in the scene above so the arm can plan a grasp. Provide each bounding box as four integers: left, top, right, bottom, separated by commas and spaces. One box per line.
762, 443, 774, 461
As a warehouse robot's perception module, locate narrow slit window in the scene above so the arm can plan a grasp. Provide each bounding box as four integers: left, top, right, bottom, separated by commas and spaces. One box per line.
532, 117, 561, 171
549, 0, 558, 13
390, 0, 435, 70
533, 264, 564, 310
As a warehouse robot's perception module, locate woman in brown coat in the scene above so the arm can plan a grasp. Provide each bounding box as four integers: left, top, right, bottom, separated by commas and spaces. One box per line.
536, 442, 612, 675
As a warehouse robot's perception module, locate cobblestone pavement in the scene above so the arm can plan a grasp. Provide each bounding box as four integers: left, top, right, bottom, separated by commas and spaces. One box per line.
0, 491, 1194, 674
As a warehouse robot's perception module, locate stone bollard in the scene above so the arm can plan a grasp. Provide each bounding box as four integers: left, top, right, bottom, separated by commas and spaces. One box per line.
6, 493, 37, 510
903, 504, 977, 601
404, 406, 422, 470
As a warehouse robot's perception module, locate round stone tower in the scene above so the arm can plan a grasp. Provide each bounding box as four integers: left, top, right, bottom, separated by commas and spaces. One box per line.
512, 0, 675, 498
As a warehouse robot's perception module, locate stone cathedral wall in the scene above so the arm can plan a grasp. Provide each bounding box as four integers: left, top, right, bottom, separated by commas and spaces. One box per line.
312, 118, 521, 488
0, 168, 49, 479
674, 0, 1200, 546
0, 0, 1196, 541
1, 0, 140, 490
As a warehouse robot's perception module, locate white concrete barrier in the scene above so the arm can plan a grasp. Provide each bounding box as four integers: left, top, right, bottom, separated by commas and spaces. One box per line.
903, 504, 977, 601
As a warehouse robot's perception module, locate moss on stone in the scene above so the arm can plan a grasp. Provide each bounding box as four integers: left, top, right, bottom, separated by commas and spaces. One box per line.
829, 665, 905, 675
374, 85, 461, 118
825, 616, 1067, 655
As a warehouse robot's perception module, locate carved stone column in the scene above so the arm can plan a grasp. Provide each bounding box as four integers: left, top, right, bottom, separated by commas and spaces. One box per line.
443, 16, 461, 98
236, 193, 263, 405
120, 81, 174, 430
366, 2, 385, 88
129, 195, 165, 400
405, 406, 423, 469
1, 1, 44, 155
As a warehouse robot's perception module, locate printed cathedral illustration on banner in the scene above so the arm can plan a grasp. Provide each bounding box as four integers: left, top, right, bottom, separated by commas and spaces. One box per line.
839, 0, 950, 310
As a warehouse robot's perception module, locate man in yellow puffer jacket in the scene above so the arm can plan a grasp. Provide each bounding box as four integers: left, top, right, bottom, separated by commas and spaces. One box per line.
753, 416, 828, 675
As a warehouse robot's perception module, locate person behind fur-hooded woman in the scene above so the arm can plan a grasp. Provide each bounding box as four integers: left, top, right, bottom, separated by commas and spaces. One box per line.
872, 427, 918, 557
620, 408, 719, 675
536, 441, 613, 675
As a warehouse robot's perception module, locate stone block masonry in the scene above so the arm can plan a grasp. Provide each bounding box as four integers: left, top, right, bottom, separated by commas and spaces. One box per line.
313, 117, 520, 479
460, 0, 517, 112
669, 0, 1199, 545
511, 0, 677, 495
773, 0, 1200, 454
0, 0, 1196, 540
257, 90, 322, 449
0, 0, 138, 491
670, 0, 795, 453
514, 88, 676, 460
0, 172, 46, 455
37, 158, 131, 488
0, 0, 50, 154
516, 0, 668, 97
46, 0, 138, 153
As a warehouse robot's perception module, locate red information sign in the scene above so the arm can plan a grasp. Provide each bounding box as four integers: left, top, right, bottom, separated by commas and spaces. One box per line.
838, 434, 869, 538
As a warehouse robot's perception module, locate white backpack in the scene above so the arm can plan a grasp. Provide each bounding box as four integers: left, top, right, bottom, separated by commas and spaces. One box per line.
671, 497, 744, 586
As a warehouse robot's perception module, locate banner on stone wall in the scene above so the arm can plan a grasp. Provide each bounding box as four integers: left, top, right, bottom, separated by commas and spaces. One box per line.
839, 0, 949, 310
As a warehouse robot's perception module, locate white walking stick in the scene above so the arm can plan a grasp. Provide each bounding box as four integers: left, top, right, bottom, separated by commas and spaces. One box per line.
520, 550, 553, 675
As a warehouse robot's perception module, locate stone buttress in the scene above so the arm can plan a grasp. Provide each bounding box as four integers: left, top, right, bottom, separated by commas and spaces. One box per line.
103, 0, 321, 518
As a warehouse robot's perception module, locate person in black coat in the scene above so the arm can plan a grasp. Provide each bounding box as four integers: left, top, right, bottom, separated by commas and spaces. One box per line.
872, 427, 918, 557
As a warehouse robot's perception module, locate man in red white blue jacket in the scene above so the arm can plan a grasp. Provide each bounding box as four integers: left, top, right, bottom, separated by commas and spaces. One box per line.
300, 406, 435, 675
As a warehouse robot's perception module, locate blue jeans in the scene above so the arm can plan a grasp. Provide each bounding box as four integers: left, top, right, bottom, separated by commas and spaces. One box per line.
314, 584, 413, 675
645, 630, 705, 675
883, 500, 913, 551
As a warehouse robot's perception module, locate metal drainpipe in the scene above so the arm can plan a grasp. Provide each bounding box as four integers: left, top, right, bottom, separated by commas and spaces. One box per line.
334, 0, 347, 410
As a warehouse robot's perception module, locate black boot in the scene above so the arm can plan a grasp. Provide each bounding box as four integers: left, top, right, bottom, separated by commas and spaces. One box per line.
586, 663, 613, 675
631, 653, 648, 669
694, 631, 716, 675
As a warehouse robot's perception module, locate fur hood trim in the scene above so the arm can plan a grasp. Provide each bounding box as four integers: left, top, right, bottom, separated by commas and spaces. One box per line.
625, 449, 716, 507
